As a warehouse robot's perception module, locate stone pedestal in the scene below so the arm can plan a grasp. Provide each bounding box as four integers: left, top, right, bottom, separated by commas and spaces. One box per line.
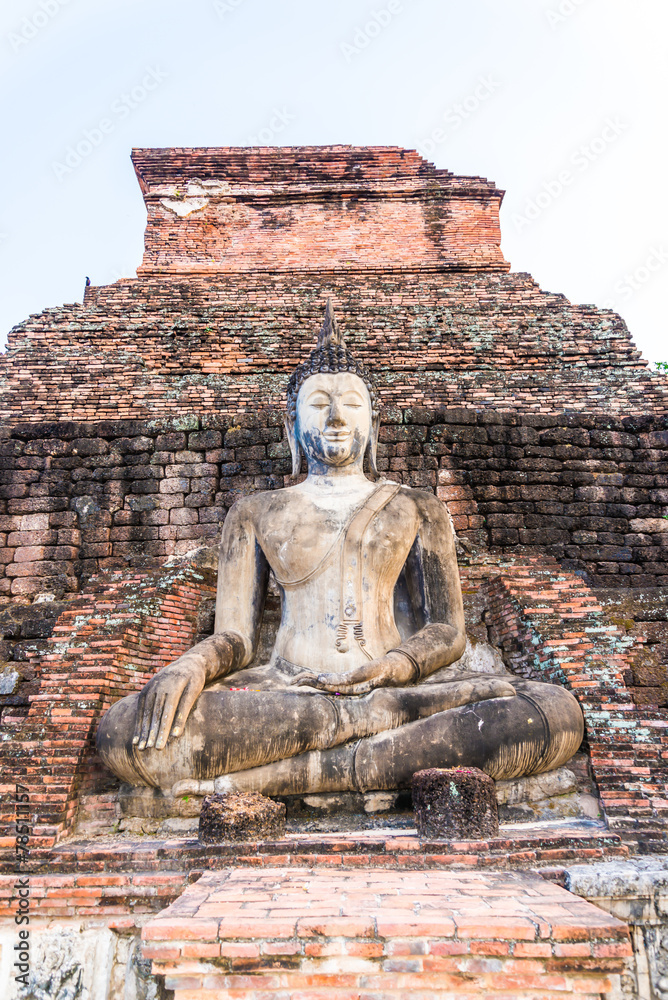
198, 792, 285, 843
412, 766, 499, 840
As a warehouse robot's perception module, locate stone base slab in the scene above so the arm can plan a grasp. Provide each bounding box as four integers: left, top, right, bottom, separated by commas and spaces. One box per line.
142, 867, 632, 998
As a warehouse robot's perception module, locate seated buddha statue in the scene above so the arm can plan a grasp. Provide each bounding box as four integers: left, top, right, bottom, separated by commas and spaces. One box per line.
97, 302, 583, 798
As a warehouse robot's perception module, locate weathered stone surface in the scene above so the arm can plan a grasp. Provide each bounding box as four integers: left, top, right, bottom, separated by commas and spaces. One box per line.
567, 857, 668, 1000
595, 587, 668, 706
294, 790, 400, 815
0, 664, 20, 695
494, 765, 601, 822
496, 766, 577, 804
198, 792, 286, 843
412, 767, 499, 840
446, 635, 508, 675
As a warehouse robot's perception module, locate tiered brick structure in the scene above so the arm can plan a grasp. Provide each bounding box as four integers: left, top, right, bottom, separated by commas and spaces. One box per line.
1, 146, 666, 604
1, 146, 667, 998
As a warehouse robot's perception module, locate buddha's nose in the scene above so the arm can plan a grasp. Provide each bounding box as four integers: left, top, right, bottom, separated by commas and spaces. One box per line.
327, 400, 346, 426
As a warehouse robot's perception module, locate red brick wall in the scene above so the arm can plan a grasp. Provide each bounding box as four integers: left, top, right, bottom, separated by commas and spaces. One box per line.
1, 408, 666, 601
2, 271, 661, 423
133, 146, 506, 275
466, 554, 668, 844
0, 564, 215, 852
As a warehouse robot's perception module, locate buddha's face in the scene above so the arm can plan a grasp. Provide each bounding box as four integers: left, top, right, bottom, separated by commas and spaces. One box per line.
296, 372, 372, 470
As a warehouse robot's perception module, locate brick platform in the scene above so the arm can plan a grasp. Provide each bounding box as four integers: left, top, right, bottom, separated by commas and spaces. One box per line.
11, 821, 628, 877
141, 867, 632, 998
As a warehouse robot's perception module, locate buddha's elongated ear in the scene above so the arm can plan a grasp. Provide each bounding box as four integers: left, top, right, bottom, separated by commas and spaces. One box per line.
365, 412, 381, 480
284, 415, 302, 478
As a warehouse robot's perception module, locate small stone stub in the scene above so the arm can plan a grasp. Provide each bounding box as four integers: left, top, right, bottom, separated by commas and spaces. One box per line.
412, 766, 499, 840
198, 792, 285, 843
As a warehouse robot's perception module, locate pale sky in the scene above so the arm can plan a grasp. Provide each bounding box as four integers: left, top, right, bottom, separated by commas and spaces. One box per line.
1, 0, 666, 363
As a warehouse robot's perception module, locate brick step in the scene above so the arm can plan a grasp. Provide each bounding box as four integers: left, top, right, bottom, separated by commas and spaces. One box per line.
4, 823, 630, 876
141, 867, 632, 999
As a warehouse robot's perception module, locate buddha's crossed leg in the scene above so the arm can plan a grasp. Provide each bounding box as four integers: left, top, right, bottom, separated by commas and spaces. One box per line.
97, 675, 583, 795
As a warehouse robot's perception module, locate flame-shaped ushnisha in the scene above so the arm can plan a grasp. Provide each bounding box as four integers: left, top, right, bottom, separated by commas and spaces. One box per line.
286, 299, 379, 422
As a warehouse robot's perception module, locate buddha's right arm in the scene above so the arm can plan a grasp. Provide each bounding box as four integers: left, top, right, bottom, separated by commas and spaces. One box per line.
133, 499, 269, 750
158, 495, 269, 683
213, 497, 270, 669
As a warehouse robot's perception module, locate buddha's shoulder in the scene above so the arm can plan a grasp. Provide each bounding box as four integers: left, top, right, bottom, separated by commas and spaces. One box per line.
391, 483, 452, 521
227, 482, 448, 521
226, 486, 308, 520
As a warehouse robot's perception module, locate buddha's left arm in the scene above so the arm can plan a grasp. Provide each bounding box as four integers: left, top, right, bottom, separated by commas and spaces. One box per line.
391, 491, 467, 680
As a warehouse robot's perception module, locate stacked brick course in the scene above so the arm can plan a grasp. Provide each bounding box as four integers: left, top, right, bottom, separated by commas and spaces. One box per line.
2, 146, 665, 427
0, 562, 215, 851
1, 144, 666, 599
470, 553, 668, 842
596, 590, 668, 706
2, 270, 664, 423
132, 146, 507, 275
0, 866, 634, 998
0, 407, 666, 603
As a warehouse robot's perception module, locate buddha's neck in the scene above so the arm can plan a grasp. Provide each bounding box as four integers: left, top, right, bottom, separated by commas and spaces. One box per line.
298, 470, 377, 501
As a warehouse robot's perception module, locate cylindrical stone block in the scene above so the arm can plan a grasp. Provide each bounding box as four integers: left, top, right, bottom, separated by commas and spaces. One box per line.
411, 767, 499, 840
198, 791, 286, 843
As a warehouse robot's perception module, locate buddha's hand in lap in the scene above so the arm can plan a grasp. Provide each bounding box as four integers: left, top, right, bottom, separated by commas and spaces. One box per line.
133, 656, 208, 752
293, 653, 517, 702
291, 651, 414, 694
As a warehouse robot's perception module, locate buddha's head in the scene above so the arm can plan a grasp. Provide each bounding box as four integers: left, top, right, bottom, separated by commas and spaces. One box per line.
285, 301, 380, 478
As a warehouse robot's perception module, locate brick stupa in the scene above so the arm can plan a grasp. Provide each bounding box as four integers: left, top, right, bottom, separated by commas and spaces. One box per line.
2, 146, 665, 425
0, 147, 666, 999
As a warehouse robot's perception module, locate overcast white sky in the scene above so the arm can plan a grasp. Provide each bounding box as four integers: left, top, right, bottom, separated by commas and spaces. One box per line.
1, 0, 666, 363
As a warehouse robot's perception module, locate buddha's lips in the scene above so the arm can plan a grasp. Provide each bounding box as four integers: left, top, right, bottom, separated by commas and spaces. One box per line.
323, 431, 351, 441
